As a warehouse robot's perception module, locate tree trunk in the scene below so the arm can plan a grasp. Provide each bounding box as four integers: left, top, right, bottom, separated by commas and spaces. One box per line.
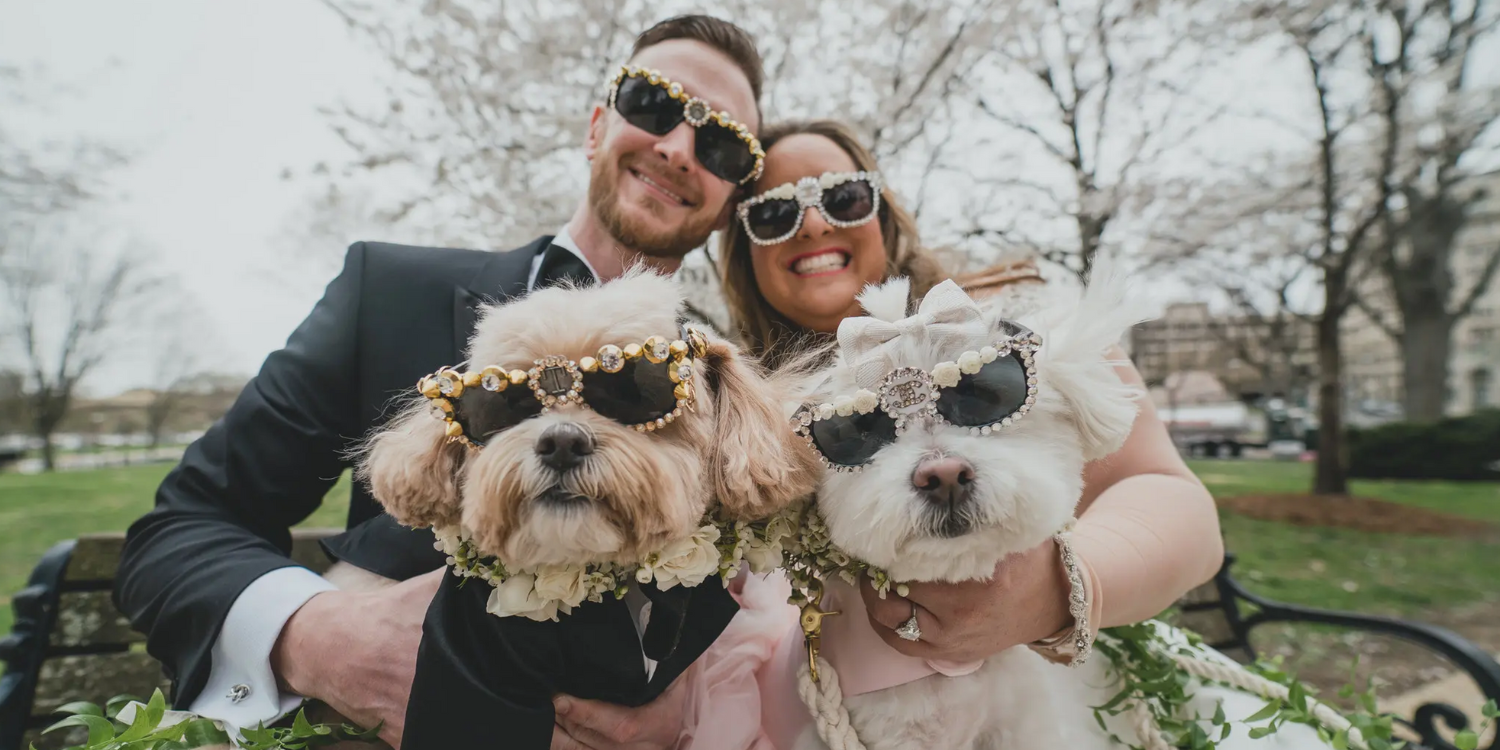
1314, 304, 1348, 495
40, 435, 56, 472
1387, 190, 1466, 423
1400, 310, 1453, 423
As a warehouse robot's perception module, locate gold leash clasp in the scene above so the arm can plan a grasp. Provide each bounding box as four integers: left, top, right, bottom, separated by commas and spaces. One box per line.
800, 579, 840, 683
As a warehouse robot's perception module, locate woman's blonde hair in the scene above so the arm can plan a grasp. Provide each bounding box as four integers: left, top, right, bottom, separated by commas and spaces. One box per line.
717, 119, 947, 367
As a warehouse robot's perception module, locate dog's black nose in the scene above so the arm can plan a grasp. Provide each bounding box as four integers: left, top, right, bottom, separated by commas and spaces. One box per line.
535, 423, 595, 473
911, 457, 975, 507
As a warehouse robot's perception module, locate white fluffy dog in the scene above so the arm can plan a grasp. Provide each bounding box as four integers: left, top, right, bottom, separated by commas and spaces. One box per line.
777, 267, 1333, 750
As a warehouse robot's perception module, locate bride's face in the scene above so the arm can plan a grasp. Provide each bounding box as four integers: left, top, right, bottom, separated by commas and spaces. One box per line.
746, 134, 888, 334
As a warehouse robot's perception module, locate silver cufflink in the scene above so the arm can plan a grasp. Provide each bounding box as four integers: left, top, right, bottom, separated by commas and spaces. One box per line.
227, 684, 250, 703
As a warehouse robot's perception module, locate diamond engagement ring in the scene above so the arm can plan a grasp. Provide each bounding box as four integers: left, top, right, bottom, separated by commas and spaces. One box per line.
895, 602, 922, 642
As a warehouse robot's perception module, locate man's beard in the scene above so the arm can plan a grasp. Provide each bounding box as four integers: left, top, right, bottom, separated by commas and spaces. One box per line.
589, 155, 718, 259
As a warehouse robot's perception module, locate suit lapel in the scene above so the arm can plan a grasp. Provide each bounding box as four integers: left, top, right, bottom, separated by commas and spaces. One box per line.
643, 580, 741, 694
452, 236, 551, 359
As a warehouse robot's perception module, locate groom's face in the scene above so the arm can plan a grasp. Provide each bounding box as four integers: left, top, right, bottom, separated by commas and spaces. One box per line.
585, 39, 760, 260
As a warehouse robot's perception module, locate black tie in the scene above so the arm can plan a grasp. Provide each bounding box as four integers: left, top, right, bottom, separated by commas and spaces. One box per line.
535, 243, 596, 289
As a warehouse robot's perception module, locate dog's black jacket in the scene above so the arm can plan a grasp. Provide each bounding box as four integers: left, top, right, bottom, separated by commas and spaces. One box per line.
114, 238, 739, 748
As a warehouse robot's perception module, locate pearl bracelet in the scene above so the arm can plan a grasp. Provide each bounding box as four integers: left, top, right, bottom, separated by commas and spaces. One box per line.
1029, 519, 1094, 667
1055, 524, 1094, 667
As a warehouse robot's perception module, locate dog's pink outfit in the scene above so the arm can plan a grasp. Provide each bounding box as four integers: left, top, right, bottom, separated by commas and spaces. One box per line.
677, 487, 1217, 749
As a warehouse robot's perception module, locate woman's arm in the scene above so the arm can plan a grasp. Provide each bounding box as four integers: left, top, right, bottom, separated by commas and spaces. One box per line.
1072, 347, 1223, 627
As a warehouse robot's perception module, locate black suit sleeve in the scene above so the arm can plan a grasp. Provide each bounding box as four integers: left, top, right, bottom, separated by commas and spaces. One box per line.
114, 243, 368, 705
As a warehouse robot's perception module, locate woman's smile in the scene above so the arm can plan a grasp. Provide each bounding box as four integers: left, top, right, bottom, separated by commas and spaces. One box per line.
786, 247, 853, 277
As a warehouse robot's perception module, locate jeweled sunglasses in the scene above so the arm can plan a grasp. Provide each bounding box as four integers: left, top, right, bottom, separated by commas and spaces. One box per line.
422, 326, 710, 446
737, 171, 883, 246
606, 65, 764, 185
792, 325, 1042, 471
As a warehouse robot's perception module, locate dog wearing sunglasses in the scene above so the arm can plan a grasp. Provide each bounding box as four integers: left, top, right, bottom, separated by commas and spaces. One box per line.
762, 267, 1331, 750
314, 269, 816, 748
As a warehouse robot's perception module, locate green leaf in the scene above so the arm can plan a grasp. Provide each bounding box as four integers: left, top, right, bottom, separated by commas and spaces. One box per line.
1333, 730, 1348, 750
146, 688, 168, 727
106, 694, 143, 718
180, 718, 231, 747
1244, 700, 1283, 724
340, 720, 382, 741
1453, 729, 1478, 750
1211, 701, 1226, 726
293, 709, 316, 736
42, 714, 116, 744
1483, 699, 1499, 719
116, 696, 165, 743
53, 701, 104, 718
1248, 725, 1277, 739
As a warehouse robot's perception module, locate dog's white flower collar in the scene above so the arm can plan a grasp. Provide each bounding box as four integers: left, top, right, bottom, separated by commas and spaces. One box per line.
433, 507, 793, 622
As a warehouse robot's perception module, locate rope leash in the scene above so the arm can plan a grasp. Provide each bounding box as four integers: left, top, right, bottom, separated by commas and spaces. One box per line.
792, 632, 1366, 750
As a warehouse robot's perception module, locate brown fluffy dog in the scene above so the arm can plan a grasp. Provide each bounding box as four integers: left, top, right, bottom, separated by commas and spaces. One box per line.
220, 271, 818, 749
358, 268, 816, 567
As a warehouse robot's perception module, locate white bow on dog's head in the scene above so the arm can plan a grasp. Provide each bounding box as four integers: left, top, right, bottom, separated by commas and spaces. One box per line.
837, 279, 987, 390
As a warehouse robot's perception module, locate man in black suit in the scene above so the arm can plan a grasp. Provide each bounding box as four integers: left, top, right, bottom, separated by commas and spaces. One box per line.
114, 15, 765, 749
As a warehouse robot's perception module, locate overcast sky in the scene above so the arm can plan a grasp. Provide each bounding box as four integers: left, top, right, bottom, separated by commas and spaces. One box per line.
4, 1, 1495, 398
3, 0, 389, 395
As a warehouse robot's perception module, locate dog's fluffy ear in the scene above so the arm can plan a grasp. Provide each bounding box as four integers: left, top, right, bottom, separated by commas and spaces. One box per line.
354, 399, 467, 529
702, 338, 820, 519
856, 277, 912, 322
1025, 256, 1154, 461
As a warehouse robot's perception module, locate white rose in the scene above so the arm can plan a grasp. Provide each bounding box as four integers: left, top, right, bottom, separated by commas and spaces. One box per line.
979, 346, 999, 363
852, 390, 879, 414
431, 524, 463, 556
533, 564, 591, 609
932, 362, 961, 387
957, 351, 984, 375
743, 538, 783, 573
486, 573, 560, 622
765, 515, 794, 545
833, 396, 856, 417
653, 525, 721, 590
817, 403, 836, 421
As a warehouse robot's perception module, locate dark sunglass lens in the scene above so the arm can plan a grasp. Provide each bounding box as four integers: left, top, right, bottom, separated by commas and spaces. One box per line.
936, 353, 1028, 427
824, 179, 876, 224
746, 199, 801, 242
695, 121, 756, 183
581, 360, 678, 426
809, 410, 898, 466
456, 386, 544, 442
615, 77, 681, 135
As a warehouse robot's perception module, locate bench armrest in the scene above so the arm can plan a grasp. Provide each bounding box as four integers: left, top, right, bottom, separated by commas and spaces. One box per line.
1180, 553, 1500, 750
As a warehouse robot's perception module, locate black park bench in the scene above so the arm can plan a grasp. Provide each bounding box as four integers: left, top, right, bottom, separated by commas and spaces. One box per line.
0, 530, 338, 750
3, 538, 1498, 750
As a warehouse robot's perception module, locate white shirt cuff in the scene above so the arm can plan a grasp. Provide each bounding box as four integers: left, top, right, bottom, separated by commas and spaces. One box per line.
187, 566, 338, 740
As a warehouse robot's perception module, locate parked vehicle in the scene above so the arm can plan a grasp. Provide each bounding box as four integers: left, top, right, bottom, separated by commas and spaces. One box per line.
1161, 398, 1310, 458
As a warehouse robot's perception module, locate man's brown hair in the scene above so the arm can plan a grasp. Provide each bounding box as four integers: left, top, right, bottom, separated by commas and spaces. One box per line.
631, 15, 765, 120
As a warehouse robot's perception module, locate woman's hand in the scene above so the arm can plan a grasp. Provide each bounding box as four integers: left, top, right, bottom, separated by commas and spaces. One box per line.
860, 537, 1070, 663
550, 676, 688, 750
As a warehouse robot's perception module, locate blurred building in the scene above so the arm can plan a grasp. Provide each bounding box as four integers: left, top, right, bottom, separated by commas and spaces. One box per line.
1136, 172, 1500, 419
1130, 301, 1317, 403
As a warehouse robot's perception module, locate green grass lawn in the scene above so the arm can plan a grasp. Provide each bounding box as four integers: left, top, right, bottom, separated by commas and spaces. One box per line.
1189, 459, 1500, 616
0, 463, 352, 634
1, 459, 1495, 636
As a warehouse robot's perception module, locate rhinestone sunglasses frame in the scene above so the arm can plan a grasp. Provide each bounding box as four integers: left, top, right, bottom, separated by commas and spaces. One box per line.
606, 65, 765, 185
